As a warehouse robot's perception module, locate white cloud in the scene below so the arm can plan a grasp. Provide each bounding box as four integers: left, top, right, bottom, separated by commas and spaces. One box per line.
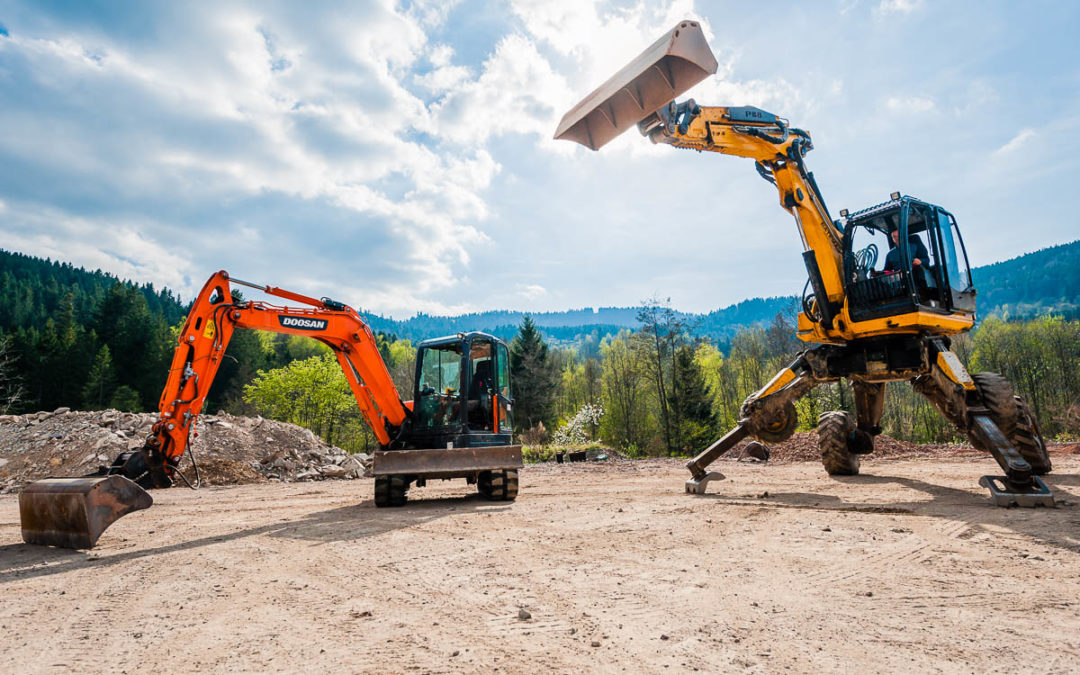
430, 33, 573, 147
886, 95, 935, 113
953, 80, 998, 116
0, 0, 1072, 318
517, 283, 548, 300
0, 3, 503, 311
1, 203, 194, 293
878, 0, 924, 13
994, 128, 1035, 155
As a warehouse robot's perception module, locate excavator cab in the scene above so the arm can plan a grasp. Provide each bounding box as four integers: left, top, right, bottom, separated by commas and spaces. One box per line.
841, 195, 976, 324
411, 332, 513, 448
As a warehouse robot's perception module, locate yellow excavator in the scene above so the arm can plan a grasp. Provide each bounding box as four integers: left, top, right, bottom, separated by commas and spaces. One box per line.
556, 21, 1053, 506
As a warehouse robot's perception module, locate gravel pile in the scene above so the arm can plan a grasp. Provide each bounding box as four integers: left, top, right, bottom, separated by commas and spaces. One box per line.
0, 408, 371, 494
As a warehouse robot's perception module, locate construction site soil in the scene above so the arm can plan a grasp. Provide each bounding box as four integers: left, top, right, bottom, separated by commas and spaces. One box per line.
1, 413, 1078, 673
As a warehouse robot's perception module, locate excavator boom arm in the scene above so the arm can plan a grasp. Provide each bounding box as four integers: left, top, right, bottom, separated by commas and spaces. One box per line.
645, 104, 846, 307
147, 271, 407, 484
552, 20, 845, 310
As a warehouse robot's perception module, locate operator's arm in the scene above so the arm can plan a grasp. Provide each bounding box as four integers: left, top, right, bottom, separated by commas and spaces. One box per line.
910, 236, 929, 267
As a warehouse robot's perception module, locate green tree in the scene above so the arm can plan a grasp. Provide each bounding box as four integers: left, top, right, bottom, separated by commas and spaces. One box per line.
243, 354, 373, 451
110, 385, 142, 412
0, 334, 25, 414
599, 331, 653, 453
83, 345, 117, 409
510, 316, 555, 430
672, 344, 717, 453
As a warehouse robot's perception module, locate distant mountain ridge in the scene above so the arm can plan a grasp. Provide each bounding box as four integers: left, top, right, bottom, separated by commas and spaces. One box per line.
3, 240, 1077, 346
359, 239, 1080, 343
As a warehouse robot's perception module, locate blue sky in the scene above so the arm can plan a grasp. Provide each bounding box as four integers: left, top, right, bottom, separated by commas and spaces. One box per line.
0, 0, 1076, 317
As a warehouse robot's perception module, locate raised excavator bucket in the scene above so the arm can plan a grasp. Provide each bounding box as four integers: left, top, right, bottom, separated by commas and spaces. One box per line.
554, 20, 718, 150
19, 476, 152, 549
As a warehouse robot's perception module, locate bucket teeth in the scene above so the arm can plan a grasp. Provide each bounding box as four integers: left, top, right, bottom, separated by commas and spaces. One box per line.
19, 475, 153, 549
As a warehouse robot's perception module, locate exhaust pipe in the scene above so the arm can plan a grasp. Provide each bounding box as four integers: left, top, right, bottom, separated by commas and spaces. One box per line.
554, 20, 718, 150
19, 475, 153, 549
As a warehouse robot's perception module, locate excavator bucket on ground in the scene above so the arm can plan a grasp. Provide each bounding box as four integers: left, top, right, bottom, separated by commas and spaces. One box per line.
554, 20, 717, 150
19, 476, 152, 549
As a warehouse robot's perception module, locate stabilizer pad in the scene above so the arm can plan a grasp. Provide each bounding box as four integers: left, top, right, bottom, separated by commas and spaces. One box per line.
685, 471, 726, 495
979, 475, 1054, 508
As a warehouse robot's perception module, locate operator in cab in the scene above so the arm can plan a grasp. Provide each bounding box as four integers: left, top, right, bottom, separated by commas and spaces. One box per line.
883, 228, 929, 273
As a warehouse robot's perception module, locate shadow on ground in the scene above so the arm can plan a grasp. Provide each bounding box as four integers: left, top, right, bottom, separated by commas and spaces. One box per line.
0, 492, 511, 583
698, 468, 1080, 556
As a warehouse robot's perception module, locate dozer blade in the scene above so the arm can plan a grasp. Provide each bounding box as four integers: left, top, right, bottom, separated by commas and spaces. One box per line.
19, 476, 153, 549
554, 20, 717, 150
373, 445, 523, 478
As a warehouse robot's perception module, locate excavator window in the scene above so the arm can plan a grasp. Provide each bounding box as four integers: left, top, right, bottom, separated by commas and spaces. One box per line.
844, 199, 969, 320
416, 343, 463, 428
467, 340, 494, 430
936, 209, 975, 313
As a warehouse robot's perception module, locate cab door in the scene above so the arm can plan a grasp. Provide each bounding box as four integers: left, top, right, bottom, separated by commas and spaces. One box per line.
495, 343, 513, 433
466, 338, 495, 431
935, 209, 976, 314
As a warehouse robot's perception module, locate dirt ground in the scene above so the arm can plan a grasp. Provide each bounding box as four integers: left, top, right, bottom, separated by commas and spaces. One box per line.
1, 453, 1078, 674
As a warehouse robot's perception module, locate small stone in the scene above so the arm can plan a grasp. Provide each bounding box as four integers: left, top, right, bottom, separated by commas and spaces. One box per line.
591, 640, 601, 648
451, 650, 460, 657
660, 634, 669, 641
518, 608, 531, 621
822, 526, 832, 532
53, 407, 71, 415
864, 591, 873, 597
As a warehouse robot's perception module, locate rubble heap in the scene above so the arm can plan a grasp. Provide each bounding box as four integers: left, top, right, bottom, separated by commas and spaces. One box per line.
0, 408, 372, 494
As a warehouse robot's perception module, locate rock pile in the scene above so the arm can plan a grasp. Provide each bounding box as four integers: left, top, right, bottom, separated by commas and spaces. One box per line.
0, 408, 371, 494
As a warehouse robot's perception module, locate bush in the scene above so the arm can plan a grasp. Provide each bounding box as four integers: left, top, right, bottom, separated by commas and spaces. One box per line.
109, 385, 142, 412
552, 403, 603, 446
522, 445, 557, 464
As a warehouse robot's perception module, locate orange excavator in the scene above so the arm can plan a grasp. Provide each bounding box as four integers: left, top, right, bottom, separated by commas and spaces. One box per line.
20, 271, 522, 548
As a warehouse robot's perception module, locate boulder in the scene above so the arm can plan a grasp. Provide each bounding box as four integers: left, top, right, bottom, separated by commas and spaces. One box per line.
319, 465, 348, 478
